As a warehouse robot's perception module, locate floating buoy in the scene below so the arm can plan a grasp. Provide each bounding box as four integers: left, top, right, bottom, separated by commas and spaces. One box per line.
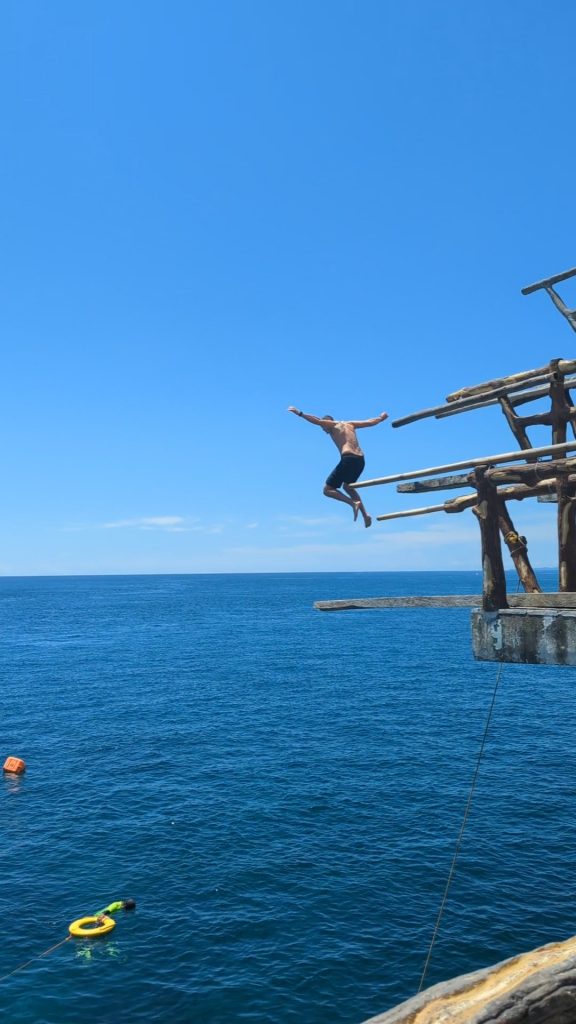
3, 757, 26, 774
69, 916, 116, 938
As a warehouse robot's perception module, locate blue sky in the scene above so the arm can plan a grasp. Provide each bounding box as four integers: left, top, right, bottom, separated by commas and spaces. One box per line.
2, 0, 575, 574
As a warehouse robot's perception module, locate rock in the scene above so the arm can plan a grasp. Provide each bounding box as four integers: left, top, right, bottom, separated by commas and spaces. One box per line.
363, 934, 576, 1023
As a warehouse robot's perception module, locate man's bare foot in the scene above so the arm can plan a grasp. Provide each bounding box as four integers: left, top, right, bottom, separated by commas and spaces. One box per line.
353, 501, 361, 522
364, 515, 372, 528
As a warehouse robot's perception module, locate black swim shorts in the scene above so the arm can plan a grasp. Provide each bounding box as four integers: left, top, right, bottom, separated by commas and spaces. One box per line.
325, 454, 365, 489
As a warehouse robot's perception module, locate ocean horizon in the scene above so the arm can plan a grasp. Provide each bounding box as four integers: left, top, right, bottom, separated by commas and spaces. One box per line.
2, 570, 572, 1023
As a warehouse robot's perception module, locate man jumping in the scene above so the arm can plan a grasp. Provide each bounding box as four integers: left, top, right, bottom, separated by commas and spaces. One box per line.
287, 407, 388, 527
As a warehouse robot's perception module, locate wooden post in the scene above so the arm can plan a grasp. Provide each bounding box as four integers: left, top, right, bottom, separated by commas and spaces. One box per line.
497, 501, 541, 593
557, 468, 576, 592
472, 468, 508, 611
548, 363, 575, 446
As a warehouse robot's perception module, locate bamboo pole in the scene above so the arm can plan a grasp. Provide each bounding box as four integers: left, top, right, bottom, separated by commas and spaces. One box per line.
355, 440, 576, 489
376, 504, 447, 521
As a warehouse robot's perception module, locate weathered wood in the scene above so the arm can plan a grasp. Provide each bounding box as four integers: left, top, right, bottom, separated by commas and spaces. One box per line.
376, 504, 448, 521
521, 265, 576, 294
314, 596, 481, 610
378, 481, 565, 522
510, 411, 552, 427
487, 458, 576, 485
472, 468, 508, 611
511, 379, 576, 407
497, 500, 541, 593
397, 473, 472, 493
315, 593, 576, 612
445, 359, 576, 404
355, 440, 576, 489
498, 396, 534, 454
549, 373, 576, 445
433, 377, 576, 421
540, 286, 576, 332
557, 469, 576, 592
393, 375, 558, 428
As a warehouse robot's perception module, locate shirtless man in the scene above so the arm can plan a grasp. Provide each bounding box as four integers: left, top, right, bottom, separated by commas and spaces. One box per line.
288, 407, 388, 527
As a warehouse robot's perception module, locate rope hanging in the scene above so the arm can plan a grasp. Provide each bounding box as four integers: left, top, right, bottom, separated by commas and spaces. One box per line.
417, 657, 505, 993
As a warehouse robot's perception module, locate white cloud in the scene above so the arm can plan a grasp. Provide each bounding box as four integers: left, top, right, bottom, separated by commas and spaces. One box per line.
276, 514, 341, 529
102, 516, 186, 529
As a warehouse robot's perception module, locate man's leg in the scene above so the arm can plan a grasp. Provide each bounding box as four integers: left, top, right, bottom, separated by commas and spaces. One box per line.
323, 484, 358, 514
343, 483, 372, 528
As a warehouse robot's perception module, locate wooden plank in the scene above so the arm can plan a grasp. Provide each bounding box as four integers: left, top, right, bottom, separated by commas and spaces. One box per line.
397, 473, 472, 493
314, 593, 576, 611
314, 596, 481, 610
355, 440, 576, 489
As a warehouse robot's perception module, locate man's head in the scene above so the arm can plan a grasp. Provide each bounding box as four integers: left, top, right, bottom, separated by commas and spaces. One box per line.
322, 415, 335, 433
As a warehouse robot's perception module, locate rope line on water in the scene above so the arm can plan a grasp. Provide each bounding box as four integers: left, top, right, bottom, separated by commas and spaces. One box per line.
417, 655, 506, 993
0, 935, 71, 983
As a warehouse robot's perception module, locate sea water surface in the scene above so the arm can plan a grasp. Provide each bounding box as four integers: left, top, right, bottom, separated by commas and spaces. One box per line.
1, 571, 575, 1024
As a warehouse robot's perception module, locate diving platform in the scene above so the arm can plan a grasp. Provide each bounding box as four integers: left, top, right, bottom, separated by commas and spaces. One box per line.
319, 270, 576, 668
315, 594, 576, 666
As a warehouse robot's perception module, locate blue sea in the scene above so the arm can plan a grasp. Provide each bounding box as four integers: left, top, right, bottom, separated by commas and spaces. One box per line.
2, 571, 575, 1024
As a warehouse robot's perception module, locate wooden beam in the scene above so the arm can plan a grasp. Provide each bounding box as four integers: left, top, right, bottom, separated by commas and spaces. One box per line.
498, 395, 534, 454
392, 374, 559, 428
355, 440, 576, 489
433, 377, 576, 421
521, 266, 576, 295
487, 458, 576, 485
376, 480, 560, 522
445, 359, 576, 404
397, 473, 472, 493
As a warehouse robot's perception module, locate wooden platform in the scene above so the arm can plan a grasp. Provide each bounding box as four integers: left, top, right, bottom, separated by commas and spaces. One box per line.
314, 593, 576, 612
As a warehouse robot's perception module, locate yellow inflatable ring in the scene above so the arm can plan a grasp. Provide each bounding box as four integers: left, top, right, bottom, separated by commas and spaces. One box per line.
69, 915, 116, 938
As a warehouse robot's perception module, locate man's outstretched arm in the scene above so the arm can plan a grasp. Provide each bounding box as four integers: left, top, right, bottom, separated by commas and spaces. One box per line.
350, 412, 388, 428
287, 407, 333, 427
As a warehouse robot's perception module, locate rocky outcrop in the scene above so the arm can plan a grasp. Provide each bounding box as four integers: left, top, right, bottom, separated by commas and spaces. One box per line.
363, 934, 576, 1024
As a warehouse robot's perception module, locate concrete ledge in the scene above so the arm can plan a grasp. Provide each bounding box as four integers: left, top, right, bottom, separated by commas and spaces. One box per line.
472, 607, 576, 665
363, 933, 576, 1024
